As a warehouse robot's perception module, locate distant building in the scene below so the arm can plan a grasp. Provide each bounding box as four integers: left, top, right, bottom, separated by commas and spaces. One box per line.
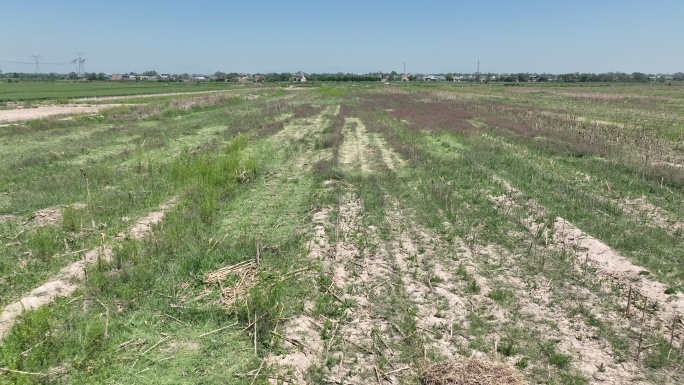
110, 73, 123, 81
423, 75, 446, 82
291, 72, 307, 82
238, 73, 253, 83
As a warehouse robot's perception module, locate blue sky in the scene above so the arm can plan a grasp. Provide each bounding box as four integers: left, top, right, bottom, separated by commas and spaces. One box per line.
1, 0, 682, 75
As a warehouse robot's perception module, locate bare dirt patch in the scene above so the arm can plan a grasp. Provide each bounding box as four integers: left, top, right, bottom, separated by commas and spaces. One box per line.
338, 118, 372, 173
555, 217, 684, 325
266, 315, 325, 385
27, 202, 88, 227
72, 90, 232, 102
0, 214, 17, 223
620, 196, 684, 234
118, 197, 178, 239
0, 104, 125, 123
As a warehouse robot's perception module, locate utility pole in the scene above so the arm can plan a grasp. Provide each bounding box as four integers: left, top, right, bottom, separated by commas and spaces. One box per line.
403, 61, 406, 74
477, 60, 480, 74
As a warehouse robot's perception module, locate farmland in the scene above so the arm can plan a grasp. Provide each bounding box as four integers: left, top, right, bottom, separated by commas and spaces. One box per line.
0, 82, 683, 384
0, 81, 251, 102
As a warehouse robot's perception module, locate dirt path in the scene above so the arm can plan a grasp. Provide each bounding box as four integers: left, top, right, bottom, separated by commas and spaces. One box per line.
0, 89, 251, 123
0, 104, 125, 123
0, 197, 178, 340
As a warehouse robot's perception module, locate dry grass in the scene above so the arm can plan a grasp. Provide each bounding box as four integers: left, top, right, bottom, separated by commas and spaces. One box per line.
423, 357, 525, 385
203, 260, 257, 307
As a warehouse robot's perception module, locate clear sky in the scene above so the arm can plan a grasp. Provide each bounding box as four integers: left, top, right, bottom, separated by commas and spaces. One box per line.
1, 0, 682, 75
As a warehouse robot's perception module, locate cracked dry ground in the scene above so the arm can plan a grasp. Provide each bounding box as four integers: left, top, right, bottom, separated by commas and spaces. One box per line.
267, 107, 683, 384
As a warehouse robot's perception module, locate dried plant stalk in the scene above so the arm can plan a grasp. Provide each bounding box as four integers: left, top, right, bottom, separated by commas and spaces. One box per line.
423, 357, 525, 385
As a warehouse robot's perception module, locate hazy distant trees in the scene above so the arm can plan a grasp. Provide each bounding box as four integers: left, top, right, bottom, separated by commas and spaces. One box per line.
305, 73, 378, 82
0, 69, 682, 84
631, 72, 648, 82
213, 71, 228, 81
263, 73, 291, 82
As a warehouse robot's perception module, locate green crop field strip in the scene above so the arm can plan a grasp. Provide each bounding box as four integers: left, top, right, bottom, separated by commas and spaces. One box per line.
0, 81, 256, 102
0, 82, 682, 384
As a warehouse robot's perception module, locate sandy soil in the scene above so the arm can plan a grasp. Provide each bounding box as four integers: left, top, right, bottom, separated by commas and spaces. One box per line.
0, 104, 124, 123
490, 175, 684, 351
619, 196, 684, 235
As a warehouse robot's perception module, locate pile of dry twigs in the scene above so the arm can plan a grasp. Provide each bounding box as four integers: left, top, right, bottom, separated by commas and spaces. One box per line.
423, 357, 525, 385
203, 260, 257, 307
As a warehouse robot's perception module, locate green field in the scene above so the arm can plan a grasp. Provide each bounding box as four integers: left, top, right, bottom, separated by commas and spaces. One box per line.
0, 83, 682, 384
0, 81, 271, 102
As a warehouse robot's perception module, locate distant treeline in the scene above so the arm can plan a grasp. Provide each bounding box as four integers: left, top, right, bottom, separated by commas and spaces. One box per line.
1, 71, 683, 83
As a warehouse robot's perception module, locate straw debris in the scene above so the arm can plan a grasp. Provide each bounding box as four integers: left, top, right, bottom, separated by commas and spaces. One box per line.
203, 260, 257, 307
423, 357, 525, 385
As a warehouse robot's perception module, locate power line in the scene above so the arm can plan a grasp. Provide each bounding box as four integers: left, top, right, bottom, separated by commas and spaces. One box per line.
0, 59, 72, 65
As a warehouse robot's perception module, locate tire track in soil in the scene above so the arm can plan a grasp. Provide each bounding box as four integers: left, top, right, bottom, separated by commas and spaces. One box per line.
0, 197, 178, 340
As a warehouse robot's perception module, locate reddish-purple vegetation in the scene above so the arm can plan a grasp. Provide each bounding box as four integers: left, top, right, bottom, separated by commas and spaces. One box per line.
292, 104, 325, 119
